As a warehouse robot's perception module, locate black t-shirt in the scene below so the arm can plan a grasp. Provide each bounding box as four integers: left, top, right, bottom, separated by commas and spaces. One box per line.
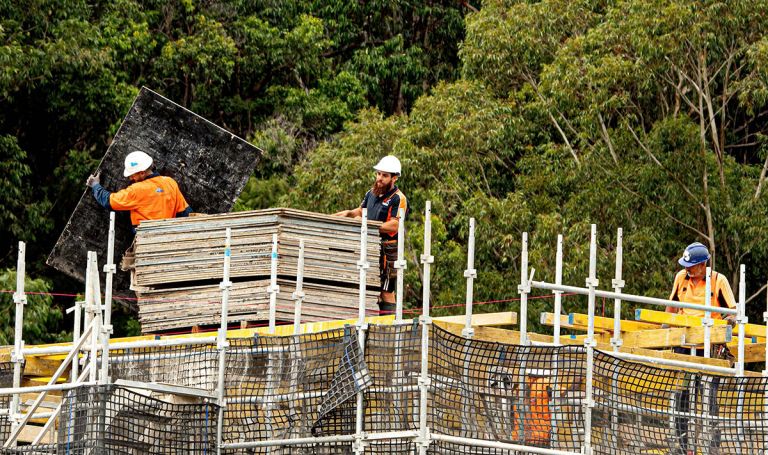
360, 186, 408, 240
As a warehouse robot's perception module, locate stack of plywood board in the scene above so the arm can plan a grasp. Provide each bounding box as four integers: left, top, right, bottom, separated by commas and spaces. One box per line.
133, 208, 382, 333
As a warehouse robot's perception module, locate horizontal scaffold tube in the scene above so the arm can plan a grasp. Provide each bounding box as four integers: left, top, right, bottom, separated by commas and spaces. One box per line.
0, 382, 97, 396
531, 281, 736, 316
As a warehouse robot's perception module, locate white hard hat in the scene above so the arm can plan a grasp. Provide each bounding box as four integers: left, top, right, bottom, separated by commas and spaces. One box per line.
123, 150, 153, 177
373, 155, 401, 176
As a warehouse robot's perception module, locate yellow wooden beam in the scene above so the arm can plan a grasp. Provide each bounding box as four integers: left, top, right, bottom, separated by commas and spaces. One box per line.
621, 325, 731, 349
539, 312, 607, 333
728, 342, 766, 363
569, 313, 660, 332
434, 311, 517, 327
636, 309, 766, 341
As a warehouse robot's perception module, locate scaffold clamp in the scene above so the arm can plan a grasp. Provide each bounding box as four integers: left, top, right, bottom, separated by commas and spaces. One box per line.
463, 268, 477, 279
420, 253, 434, 264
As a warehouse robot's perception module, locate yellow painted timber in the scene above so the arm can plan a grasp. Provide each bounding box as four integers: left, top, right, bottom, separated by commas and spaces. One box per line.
621, 325, 731, 348
539, 313, 608, 333
433, 311, 517, 326
569, 312, 660, 332
636, 309, 766, 341
728, 342, 766, 363
434, 320, 730, 370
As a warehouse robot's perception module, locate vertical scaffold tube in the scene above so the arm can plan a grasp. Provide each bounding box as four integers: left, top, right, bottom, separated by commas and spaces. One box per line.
87, 252, 102, 384
358, 210, 369, 322
418, 201, 433, 455
354, 210, 369, 455
293, 239, 306, 335
268, 233, 279, 334
583, 224, 598, 454
704, 266, 713, 358
518, 232, 531, 346
737, 265, 746, 376
395, 208, 407, 322
553, 234, 563, 345
9, 242, 26, 443
216, 228, 232, 455
462, 218, 477, 338
611, 228, 624, 352
100, 212, 116, 384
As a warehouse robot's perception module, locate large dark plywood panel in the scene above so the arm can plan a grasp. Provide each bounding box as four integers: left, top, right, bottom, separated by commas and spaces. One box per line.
48, 87, 261, 290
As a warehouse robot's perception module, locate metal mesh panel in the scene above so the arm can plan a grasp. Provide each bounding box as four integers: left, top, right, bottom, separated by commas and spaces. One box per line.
591, 350, 768, 454
428, 324, 586, 453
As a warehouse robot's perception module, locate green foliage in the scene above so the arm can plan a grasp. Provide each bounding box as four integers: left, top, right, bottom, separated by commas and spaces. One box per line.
0, 270, 66, 345
10, 0, 768, 340
0, 136, 52, 256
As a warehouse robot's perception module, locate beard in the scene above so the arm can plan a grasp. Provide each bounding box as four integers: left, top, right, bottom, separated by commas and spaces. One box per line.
372, 180, 392, 196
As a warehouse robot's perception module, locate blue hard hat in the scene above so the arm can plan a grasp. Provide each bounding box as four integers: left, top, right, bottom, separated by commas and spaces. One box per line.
678, 242, 710, 267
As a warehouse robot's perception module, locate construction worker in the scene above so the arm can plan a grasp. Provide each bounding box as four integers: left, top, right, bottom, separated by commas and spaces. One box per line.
334, 155, 408, 314
667, 241, 735, 454
86, 150, 192, 228
666, 242, 736, 323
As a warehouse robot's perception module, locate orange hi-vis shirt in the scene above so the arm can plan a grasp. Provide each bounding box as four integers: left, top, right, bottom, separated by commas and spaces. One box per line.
669, 269, 736, 318
109, 175, 189, 226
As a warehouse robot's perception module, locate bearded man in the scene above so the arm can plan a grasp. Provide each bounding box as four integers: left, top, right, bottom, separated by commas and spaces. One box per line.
334, 155, 408, 314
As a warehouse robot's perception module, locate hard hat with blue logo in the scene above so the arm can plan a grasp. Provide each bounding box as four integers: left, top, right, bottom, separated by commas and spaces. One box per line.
124, 150, 153, 177
678, 242, 710, 267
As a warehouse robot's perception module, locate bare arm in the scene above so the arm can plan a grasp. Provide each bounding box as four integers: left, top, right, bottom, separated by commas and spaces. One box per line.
333, 207, 363, 218
379, 218, 398, 235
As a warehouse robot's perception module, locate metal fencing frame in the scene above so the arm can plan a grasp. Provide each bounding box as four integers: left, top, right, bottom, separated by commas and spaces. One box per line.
0, 208, 758, 454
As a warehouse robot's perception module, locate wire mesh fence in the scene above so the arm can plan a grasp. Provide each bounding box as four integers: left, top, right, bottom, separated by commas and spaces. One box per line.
4, 323, 768, 454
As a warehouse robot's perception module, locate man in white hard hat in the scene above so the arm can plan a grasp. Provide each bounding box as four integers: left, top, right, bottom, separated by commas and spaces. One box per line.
334, 155, 408, 315
86, 150, 192, 228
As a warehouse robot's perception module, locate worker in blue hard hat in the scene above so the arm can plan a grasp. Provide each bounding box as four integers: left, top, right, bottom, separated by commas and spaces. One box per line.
666, 242, 736, 323
667, 242, 736, 454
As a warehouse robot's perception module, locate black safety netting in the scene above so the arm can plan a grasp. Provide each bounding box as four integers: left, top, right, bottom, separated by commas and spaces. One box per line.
0, 362, 15, 444
0, 384, 218, 454
109, 342, 219, 392
428, 324, 586, 454
591, 350, 768, 455
7, 322, 768, 454
220, 325, 373, 454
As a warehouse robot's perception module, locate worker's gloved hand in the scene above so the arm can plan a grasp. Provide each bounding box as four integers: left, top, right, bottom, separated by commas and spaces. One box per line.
86, 172, 100, 188
725, 315, 737, 327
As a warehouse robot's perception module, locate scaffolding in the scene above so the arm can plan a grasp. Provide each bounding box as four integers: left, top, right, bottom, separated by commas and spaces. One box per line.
1, 204, 767, 454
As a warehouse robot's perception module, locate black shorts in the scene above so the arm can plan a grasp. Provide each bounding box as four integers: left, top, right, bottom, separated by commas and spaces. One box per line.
380, 241, 398, 293
380, 254, 396, 293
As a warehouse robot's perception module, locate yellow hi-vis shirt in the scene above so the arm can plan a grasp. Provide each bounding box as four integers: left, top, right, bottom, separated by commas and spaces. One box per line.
668, 269, 736, 318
